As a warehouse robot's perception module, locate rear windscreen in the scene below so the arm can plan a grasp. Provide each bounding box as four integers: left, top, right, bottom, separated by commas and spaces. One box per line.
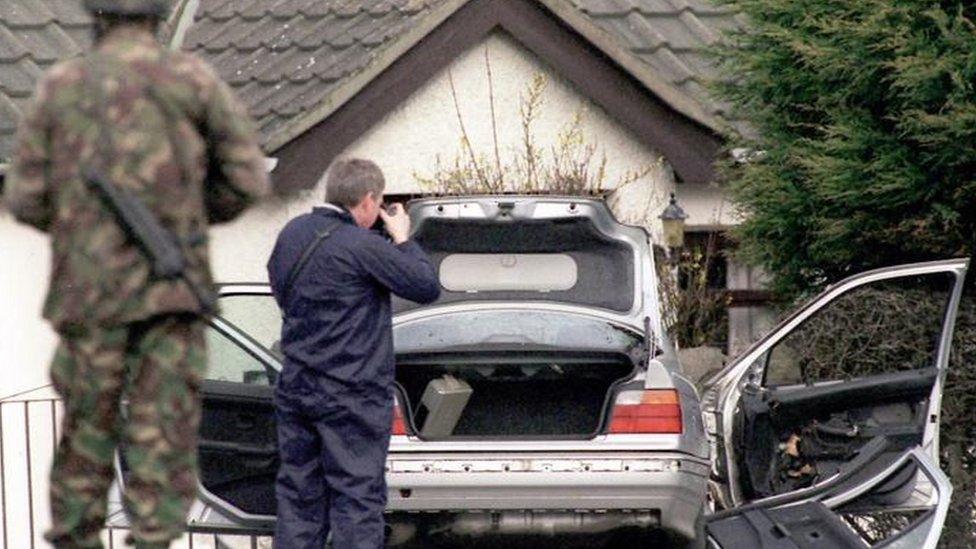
394, 217, 635, 313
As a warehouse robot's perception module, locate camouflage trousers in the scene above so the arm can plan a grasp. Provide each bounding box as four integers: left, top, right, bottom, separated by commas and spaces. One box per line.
45, 314, 206, 548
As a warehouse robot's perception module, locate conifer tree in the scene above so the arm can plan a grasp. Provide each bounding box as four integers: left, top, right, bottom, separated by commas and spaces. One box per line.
715, 0, 976, 297
713, 2, 976, 543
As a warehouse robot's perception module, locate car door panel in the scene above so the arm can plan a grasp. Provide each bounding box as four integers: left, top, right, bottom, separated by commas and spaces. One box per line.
196, 322, 279, 521
706, 445, 951, 548
705, 258, 968, 546
736, 368, 936, 501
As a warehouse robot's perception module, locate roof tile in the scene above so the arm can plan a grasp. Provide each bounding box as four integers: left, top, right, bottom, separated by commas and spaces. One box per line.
0, 57, 44, 97
612, 12, 669, 51
41, 0, 92, 26
0, 25, 30, 62
575, 0, 680, 17
0, 93, 22, 133
668, 0, 735, 16
196, 0, 239, 21
678, 10, 721, 45
268, 0, 328, 19
220, 47, 274, 85
636, 13, 710, 51
638, 47, 696, 84
61, 26, 93, 49
0, 0, 56, 27
12, 25, 83, 63
575, 0, 746, 133
234, 14, 306, 51
265, 77, 323, 115
180, 0, 748, 151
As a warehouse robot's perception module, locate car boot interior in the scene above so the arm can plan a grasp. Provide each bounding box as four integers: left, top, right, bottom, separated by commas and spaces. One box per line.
395, 350, 635, 438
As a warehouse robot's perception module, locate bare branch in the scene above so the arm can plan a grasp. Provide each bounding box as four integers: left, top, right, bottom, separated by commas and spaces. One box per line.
484, 43, 504, 190
447, 67, 490, 189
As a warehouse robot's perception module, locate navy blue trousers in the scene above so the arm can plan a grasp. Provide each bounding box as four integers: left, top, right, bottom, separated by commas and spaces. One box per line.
273, 383, 392, 549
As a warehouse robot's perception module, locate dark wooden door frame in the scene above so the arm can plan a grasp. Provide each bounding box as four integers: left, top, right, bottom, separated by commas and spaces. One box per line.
272, 0, 723, 194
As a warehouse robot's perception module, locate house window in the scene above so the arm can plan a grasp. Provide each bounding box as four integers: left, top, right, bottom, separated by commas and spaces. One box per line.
680, 231, 729, 290
656, 231, 731, 350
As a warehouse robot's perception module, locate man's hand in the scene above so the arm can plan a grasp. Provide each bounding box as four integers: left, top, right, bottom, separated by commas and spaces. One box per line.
379, 203, 410, 244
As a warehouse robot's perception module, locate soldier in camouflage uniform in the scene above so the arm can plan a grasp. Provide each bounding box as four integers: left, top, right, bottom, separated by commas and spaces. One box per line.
2, 0, 270, 547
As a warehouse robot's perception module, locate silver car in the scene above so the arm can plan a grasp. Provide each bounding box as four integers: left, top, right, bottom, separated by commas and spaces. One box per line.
131, 196, 965, 547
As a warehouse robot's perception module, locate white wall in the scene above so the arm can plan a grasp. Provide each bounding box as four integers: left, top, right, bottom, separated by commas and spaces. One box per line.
344, 32, 670, 198
0, 30, 733, 397
0, 216, 56, 397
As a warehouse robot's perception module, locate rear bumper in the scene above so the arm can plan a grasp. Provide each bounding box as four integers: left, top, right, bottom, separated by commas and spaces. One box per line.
140, 453, 708, 542
386, 453, 709, 540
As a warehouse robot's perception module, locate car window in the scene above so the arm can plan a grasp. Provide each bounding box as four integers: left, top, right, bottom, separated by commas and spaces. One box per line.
216, 293, 282, 351
763, 272, 954, 386
205, 324, 273, 385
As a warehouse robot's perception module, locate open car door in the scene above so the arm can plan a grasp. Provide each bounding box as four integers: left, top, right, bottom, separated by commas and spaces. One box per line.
195, 288, 282, 528
701, 258, 968, 548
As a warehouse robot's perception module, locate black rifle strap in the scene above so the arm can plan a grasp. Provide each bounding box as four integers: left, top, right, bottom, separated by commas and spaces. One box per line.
281, 222, 339, 308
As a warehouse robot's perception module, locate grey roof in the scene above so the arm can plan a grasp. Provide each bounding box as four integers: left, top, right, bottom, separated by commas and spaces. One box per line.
0, 0, 93, 160
570, 0, 746, 132
181, 0, 745, 153
0, 0, 745, 159
183, 0, 456, 152
0, 0, 191, 160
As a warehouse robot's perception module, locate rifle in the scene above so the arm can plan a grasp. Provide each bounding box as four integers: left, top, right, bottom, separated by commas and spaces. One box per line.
82, 168, 215, 315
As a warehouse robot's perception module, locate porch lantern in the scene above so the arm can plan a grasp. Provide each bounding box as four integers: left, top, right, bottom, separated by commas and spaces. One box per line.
659, 192, 688, 249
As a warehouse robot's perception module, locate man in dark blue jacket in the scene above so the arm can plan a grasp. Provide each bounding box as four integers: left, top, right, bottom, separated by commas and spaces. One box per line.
267, 158, 440, 549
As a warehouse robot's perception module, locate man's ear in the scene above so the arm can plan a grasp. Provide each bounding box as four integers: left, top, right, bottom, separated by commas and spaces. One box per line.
351, 192, 371, 211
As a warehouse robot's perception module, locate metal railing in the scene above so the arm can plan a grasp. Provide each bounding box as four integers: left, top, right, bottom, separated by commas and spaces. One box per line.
0, 388, 271, 549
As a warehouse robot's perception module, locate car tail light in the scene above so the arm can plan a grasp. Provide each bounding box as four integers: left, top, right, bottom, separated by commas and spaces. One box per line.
608, 389, 682, 434
392, 396, 409, 436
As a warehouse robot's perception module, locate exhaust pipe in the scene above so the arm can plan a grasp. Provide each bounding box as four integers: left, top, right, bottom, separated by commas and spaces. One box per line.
449, 511, 659, 537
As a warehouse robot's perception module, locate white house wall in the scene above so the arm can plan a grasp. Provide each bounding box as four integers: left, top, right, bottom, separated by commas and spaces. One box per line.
343, 33, 669, 197
0, 216, 56, 397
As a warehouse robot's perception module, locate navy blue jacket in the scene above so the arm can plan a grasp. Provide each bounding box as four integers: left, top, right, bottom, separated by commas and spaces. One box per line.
267, 206, 440, 398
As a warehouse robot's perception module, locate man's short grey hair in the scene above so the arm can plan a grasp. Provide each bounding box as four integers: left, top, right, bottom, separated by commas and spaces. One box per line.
325, 158, 385, 209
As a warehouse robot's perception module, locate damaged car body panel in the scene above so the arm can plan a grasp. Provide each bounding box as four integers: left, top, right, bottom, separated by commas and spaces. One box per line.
705, 445, 952, 548
700, 258, 968, 547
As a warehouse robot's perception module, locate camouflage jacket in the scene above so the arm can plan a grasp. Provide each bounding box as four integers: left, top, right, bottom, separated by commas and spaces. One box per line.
3, 27, 270, 331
